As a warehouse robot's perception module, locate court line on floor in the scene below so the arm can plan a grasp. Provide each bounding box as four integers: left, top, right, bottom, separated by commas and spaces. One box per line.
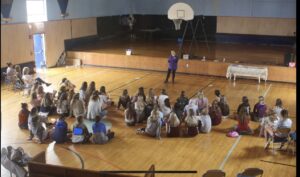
189, 79, 217, 99
218, 135, 242, 170
59, 146, 85, 169
217, 83, 271, 171
263, 84, 272, 98
260, 160, 296, 167
57, 67, 110, 84
108, 72, 152, 93
74, 148, 124, 171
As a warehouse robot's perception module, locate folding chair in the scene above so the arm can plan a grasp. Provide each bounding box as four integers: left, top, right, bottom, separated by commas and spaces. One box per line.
202, 169, 226, 177
270, 128, 291, 153
286, 132, 296, 155
2, 72, 14, 90
240, 168, 263, 177
22, 84, 32, 97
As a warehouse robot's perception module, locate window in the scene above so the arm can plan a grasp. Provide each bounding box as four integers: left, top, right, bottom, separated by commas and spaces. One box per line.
26, 0, 47, 23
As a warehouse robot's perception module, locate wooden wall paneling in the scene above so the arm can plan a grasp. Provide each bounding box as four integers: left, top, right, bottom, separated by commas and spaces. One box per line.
268, 66, 296, 83
1, 18, 98, 69
67, 51, 296, 83
217, 16, 296, 36
44, 20, 72, 67
71, 18, 97, 38
1, 24, 34, 68
1, 25, 10, 67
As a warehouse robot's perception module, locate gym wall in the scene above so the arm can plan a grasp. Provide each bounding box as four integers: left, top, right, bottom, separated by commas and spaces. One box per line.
1, 18, 97, 68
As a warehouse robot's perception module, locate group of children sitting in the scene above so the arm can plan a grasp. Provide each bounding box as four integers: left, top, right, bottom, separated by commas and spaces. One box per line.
18, 73, 115, 144
234, 95, 294, 149
119, 88, 231, 139
13, 64, 294, 147
119, 87, 294, 146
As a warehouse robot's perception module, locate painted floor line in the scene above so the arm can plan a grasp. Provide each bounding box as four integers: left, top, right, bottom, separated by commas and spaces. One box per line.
189, 79, 217, 99
260, 160, 296, 167
108, 72, 151, 93
219, 135, 242, 170
263, 84, 272, 98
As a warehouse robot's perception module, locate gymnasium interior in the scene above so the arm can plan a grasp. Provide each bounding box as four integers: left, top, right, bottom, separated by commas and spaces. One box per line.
1, 0, 296, 177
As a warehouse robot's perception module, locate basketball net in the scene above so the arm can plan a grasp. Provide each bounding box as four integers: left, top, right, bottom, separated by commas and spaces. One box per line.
173, 19, 182, 30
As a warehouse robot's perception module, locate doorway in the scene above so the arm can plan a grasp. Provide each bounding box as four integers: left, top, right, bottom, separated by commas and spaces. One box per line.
33, 33, 46, 71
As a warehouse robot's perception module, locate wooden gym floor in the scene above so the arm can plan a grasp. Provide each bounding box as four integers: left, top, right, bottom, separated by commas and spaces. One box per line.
1, 66, 296, 177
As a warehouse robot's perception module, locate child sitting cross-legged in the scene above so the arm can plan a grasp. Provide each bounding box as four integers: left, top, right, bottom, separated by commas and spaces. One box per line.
72, 116, 91, 144
28, 108, 49, 144
90, 115, 115, 144
19, 103, 30, 129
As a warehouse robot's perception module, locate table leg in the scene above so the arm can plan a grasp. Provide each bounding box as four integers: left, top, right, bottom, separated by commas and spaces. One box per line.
234, 74, 236, 81
258, 76, 261, 83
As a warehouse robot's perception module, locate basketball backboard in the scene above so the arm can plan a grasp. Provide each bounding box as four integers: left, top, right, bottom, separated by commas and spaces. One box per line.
167, 2, 194, 21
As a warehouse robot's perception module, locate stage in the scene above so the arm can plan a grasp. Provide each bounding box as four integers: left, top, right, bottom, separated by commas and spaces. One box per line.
67, 39, 296, 83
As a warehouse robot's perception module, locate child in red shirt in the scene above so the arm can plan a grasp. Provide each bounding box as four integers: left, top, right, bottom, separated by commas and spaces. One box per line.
19, 103, 30, 129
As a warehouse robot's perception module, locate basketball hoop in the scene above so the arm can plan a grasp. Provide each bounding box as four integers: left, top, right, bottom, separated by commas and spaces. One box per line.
173, 19, 182, 30
168, 3, 194, 31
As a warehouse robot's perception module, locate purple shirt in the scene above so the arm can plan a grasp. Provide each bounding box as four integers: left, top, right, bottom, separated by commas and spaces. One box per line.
253, 103, 267, 118
168, 55, 178, 70
196, 97, 209, 111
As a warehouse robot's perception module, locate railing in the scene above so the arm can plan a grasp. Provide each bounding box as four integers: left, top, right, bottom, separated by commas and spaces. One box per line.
56, 51, 66, 67
28, 151, 155, 177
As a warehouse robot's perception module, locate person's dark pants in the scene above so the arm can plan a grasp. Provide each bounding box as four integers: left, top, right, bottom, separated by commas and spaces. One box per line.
19, 123, 28, 129
167, 127, 180, 137
144, 104, 153, 118
42, 106, 57, 116
126, 122, 136, 126
59, 112, 69, 118
29, 131, 34, 139
35, 77, 50, 85
187, 127, 198, 137
107, 132, 115, 140
118, 99, 129, 109
30, 129, 43, 142
198, 120, 202, 133
165, 69, 176, 82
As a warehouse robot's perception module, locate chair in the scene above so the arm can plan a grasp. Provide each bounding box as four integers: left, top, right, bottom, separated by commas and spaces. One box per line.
270, 127, 291, 153
240, 168, 263, 177
2, 72, 14, 90
286, 132, 296, 155
22, 82, 32, 97
144, 164, 155, 177
202, 169, 226, 177
1, 147, 28, 177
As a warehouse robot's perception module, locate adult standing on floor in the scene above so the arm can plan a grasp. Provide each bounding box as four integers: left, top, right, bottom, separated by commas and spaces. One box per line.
164, 50, 178, 84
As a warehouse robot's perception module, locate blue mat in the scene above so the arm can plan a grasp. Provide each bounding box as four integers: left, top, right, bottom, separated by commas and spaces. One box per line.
83, 119, 112, 133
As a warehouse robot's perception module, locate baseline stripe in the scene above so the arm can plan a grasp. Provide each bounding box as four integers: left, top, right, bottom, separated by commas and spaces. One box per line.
219, 135, 242, 170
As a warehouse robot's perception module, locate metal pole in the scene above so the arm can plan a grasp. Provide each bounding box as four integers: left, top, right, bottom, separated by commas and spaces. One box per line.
187, 18, 200, 57
178, 21, 189, 58
200, 16, 210, 53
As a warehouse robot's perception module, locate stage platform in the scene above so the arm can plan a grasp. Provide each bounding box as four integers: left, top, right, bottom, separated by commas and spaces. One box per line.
67, 39, 296, 83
